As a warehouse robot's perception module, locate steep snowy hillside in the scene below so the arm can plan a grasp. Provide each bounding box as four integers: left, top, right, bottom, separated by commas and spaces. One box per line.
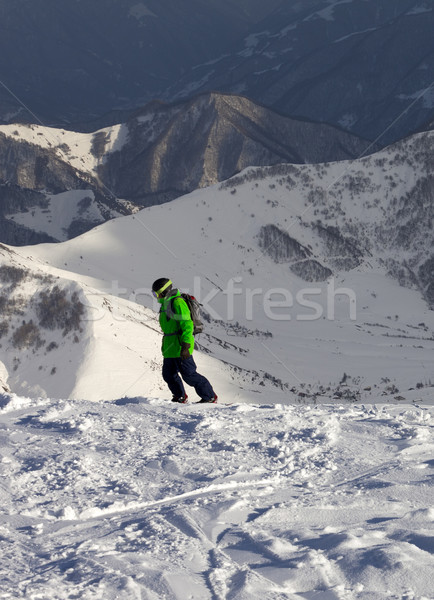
19, 130, 434, 402
0, 244, 238, 401
0, 360, 9, 393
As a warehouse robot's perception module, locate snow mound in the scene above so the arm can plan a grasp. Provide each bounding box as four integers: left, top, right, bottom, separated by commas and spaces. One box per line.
0, 245, 165, 400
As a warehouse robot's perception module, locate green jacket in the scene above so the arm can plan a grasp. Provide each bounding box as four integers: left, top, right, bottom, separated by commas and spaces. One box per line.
158, 289, 194, 358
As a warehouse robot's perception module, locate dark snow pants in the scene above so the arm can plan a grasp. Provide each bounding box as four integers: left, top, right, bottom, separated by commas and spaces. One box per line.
162, 356, 215, 401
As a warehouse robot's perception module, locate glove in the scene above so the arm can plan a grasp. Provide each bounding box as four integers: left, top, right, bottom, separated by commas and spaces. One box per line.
180, 342, 191, 360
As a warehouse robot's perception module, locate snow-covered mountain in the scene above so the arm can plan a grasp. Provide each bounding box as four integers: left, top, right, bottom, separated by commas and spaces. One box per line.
100, 93, 374, 207
9, 129, 434, 403
0, 123, 129, 244
3, 4, 434, 597
1, 1, 432, 144
0, 93, 373, 244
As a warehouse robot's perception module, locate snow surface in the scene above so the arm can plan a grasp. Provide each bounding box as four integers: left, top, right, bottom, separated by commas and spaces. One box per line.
334, 29, 377, 45
398, 87, 434, 110
406, 5, 433, 16
1, 392, 433, 599
128, 3, 158, 20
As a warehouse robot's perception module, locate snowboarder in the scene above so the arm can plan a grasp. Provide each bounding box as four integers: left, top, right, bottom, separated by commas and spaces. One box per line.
152, 278, 217, 404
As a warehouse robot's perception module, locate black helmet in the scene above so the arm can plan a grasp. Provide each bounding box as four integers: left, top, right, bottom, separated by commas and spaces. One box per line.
152, 277, 173, 298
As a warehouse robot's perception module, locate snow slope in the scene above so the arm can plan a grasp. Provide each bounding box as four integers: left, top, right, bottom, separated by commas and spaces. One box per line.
0, 122, 129, 177
6, 190, 102, 243
0, 244, 245, 402
0, 122, 129, 243
1, 392, 433, 599
16, 132, 434, 402
0, 245, 162, 400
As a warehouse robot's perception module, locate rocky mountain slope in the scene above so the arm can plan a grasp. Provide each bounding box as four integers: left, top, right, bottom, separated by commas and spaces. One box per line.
100, 93, 374, 206
169, 0, 434, 144
0, 0, 282, 128
1, 0, 432, 144
0, 93, 373, 244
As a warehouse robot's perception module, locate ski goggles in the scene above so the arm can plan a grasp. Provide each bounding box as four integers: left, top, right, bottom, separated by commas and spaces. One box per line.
152, 279, 172, 298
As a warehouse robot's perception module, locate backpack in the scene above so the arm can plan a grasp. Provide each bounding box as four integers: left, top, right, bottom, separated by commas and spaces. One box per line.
170, 293, 204, 335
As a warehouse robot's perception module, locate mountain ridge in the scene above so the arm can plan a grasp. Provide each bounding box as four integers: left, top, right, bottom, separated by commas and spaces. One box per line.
1, 0, 433, 144
0, 92, 374, 245
0, 0, 283, 127
102, 92, 376, 205
167, 0, 434, 144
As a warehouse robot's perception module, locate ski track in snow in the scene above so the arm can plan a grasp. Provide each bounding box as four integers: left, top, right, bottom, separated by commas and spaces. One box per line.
1, 394, 434, 600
